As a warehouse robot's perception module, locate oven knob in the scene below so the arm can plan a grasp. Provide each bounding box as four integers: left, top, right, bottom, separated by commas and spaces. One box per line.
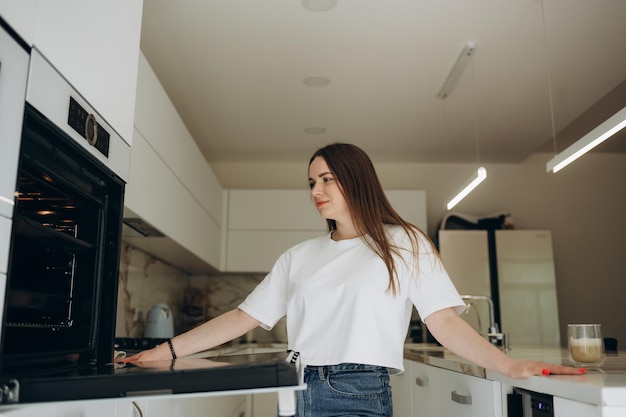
85, 113, 98, 146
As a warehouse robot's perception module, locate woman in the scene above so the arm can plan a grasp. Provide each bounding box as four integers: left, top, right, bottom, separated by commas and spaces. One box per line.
125, 143, 584, 416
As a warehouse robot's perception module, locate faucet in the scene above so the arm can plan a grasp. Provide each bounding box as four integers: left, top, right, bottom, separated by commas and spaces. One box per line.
460, 295, 507, 348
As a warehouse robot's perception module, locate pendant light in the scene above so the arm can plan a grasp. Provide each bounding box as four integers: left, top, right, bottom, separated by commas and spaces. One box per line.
546, 106, 626, 173
447, 167, 487, 210
441, 42, 487, 210
537, 1, 625, 173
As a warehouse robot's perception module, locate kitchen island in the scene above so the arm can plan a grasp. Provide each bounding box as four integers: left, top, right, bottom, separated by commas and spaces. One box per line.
399, 344, 626, 417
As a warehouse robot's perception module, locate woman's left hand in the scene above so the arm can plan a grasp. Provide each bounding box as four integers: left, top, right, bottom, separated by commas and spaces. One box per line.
424, 308, 588, 380
506, 360, 586, 379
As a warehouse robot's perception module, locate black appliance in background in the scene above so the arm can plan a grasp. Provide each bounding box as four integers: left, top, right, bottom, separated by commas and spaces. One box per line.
0, 23, 300, 408
508, 388, 554, 417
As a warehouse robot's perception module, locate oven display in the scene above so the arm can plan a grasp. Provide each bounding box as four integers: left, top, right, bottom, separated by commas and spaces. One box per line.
67, 96, 110, 157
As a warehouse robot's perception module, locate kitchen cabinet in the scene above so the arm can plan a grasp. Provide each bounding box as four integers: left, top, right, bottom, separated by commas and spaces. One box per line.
222, 189, 325, 272
407, 361, 501, 417
191, 394, 249, 417
0, 2, 37, 45
0, 18, 29, 252
145, 397, 194, 417
115, 400, 145, 417
0, 396, 249, 417
124, 53, 223, 273
0, 20, 28, 220
0, 1, 143, 144
84, 400, 127, 417
252, 392, 278, 417
553, 396, 600, 417
222, 189, 427, 272
0, 399, 120, 417
405, 347, 626, 417
230, 398, 249, 417
389, 360, 413, 417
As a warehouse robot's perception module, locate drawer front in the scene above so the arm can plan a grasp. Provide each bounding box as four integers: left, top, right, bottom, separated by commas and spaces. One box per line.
411, 361, 501, 417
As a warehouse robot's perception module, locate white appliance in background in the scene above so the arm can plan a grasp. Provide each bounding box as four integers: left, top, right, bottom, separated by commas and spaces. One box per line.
144, 303, 174, 338
438, 229, 561, 347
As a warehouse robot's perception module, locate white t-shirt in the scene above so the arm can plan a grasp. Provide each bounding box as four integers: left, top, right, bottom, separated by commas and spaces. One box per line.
238, 225, 465, 373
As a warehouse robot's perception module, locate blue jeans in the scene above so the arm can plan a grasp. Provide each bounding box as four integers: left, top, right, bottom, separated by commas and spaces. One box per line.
295, 363, 393, 417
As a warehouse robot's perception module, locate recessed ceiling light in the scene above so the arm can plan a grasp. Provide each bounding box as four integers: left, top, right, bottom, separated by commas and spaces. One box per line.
305, 127, 327, 135
302, 0, 337, 12
303, 76, 330, 87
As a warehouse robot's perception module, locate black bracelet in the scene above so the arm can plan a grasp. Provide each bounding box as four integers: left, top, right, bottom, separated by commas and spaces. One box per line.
166, 338, 177, 359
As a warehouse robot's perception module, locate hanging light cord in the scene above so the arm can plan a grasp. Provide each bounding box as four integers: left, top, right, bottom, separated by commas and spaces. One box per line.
442, 98, 450, 185
540, 0, 558, 155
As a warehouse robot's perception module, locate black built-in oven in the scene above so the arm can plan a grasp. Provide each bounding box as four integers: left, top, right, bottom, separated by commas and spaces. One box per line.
0, 18, 299, 408
2, 101, 124, 373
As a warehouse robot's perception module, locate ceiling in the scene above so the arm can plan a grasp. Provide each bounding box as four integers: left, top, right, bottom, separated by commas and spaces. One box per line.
139, 0, 626, 167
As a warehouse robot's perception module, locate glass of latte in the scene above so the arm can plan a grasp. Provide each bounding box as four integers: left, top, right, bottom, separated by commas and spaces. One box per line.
568, 324, 605, 367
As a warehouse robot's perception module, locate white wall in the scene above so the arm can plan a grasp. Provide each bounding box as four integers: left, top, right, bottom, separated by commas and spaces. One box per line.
210, 152, 626, 347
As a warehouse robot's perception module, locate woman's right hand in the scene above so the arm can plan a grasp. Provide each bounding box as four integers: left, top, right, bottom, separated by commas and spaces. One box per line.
120, 343, 172, 363
118, 308, 261, 364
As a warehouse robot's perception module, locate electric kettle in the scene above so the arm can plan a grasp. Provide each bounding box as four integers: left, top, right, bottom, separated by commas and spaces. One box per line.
144, 303, 174, 338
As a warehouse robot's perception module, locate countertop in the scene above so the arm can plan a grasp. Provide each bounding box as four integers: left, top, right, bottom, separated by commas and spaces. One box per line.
124, 342, 626, 409
403, 343, 626, 408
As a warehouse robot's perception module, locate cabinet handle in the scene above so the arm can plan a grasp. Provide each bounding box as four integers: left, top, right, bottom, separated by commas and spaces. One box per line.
451, 390, 472, 405
415, 376, 428, 387
131, 401, 144, 417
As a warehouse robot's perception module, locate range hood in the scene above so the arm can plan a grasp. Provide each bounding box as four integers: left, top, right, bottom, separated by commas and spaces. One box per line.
122, 207, 218, 274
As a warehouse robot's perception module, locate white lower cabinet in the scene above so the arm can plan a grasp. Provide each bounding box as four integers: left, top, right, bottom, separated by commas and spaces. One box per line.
84, 399, 129, 417
553, 396, 600, 417
251, 392, 277, 417
114, 399, 145, 417
390, 361, 413, 417
146, 397, 194, 417
191, 394, 249, 417
406, 361, 501, 417
0, 399, 120, 417
107, 394, 249, 417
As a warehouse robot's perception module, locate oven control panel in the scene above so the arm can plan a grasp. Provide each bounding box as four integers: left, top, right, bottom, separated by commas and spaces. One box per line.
68, 96, 110, 157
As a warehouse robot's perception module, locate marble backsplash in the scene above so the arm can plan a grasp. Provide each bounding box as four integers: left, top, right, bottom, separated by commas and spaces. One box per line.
115, 242, 287, 342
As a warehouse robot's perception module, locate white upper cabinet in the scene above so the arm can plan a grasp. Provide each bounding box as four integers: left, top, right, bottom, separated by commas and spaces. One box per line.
222, 189, 427, 272
0, 19, 29, 220
222, 189, 325, 272
227, 189, 322, 231
0, 1, 37, 44
384, 190, 428, 231
0, 1, 143, 144
124, 53, 223, 273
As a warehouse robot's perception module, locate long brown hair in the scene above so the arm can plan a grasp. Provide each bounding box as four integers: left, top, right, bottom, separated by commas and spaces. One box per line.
309, 143, 431, 295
